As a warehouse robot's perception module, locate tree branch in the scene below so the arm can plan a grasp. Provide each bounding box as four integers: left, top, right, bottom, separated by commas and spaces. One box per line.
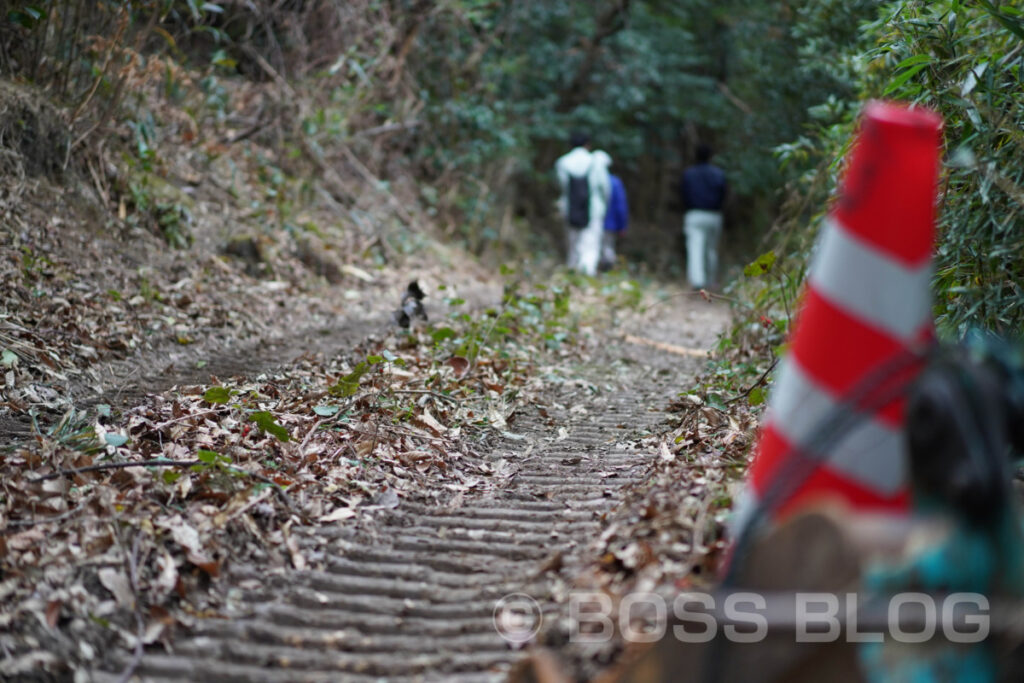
556, 0, 633, 113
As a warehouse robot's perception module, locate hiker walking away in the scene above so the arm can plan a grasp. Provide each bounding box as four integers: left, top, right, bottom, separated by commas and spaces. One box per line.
600, 160, 629, 271
555, 133, 611, 276
679, 143, 726, 289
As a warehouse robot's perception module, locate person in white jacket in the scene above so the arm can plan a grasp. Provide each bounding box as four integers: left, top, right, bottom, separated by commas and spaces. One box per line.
554, 133, 611, 276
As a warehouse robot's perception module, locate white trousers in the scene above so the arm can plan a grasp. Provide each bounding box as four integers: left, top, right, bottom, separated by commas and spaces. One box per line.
567, 219, 603, 276
600, 231, 617, 269
684, 209, 723, 288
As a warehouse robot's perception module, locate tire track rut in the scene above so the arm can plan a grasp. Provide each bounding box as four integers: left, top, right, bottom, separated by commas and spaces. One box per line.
103, 300, 727, 682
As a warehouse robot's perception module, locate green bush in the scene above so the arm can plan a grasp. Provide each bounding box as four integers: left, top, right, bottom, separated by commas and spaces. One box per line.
752, 0, 1024, 341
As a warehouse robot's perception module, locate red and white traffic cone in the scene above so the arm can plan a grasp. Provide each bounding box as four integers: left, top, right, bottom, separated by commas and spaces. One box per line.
730, 101, 944, 546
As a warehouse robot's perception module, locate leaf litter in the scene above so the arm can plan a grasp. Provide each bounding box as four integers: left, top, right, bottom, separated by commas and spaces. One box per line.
531, 332, 771, 680
1, 258, 659, 677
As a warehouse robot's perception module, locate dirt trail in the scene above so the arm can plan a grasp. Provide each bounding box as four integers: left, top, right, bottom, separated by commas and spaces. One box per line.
97, 294, 728, 682
0, 283, 502, 441
0, 316, 371, 441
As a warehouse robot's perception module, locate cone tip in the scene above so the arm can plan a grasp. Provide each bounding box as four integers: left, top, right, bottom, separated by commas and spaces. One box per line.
864, 100, 942, 132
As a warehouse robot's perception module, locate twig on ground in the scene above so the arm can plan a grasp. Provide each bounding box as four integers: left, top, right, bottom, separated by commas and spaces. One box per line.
115, 532, 145, 683
638, 289, 738, 314
5, 498, 90, 528
335, 421, 451, 444
28, 459, 203, 482
624, 334, 711, 359
222, 487, 275, 525
679, 492, 714, 578
387, 389, 463, 404
299, 417, 325, 455
679, 461, 747, 470
153, 409, 222, 430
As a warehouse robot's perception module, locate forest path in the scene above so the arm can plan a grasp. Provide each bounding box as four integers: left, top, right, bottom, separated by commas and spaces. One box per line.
99, 292, 728, 682
0, 283, 501, 442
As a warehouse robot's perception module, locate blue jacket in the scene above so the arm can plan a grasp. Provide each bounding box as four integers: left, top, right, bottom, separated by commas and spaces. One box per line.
680, 163, 726, 211
604, 175, 629, 233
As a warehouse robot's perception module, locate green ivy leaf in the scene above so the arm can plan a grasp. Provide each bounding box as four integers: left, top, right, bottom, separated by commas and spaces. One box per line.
431, 327, 457, 342
313, 405, 339, 417
743, 251, 776, 278
197, 449, 219, 464
329, 362, 368, 397
162, 469, 183, 484
104, 433, 129, 447
251, 412, 290, 442
203, 386, 231, 404
705, 393, 726, 411
556, 296, 570, 317
748, 387, 766, 406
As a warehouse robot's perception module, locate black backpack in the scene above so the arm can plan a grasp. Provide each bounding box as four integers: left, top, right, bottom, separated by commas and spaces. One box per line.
567, 172, 590, 228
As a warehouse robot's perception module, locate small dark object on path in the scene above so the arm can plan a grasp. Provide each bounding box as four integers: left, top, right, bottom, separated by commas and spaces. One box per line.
392, 280, 428, 328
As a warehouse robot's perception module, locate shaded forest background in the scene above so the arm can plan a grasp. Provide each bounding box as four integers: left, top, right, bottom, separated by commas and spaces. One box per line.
1, 0, 1022, 335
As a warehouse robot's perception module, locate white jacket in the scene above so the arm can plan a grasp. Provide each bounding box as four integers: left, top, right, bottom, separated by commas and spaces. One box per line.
555, 147, 612, 224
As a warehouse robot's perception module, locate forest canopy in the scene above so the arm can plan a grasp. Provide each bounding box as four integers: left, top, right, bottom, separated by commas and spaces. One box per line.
1, 0, 1022, 334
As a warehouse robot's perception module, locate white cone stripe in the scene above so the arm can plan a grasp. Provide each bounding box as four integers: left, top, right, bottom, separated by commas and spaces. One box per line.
810, 217, 932, 343
766, 357, 907, 495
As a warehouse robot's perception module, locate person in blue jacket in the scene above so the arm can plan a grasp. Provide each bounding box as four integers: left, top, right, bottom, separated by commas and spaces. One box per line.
598, 152, 628, 271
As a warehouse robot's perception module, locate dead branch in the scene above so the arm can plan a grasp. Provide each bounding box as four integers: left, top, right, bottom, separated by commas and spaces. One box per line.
69, 10, 129, 126
28, 459, 204, 482
624, 334, 711, 359
388, 389, 463, 404
556, 0, 633, 113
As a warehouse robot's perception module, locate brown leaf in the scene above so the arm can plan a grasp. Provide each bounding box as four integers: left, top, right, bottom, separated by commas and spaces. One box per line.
45, 600, 61, 628
414, 409, 447, 436
447, 356, 470, 379
148, 604, 174, 625
186, 551, 220, 578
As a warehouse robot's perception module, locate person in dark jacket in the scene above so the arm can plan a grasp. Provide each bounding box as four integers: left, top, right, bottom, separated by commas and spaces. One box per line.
680, 143, 726, 289
600, 159, 629, 271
